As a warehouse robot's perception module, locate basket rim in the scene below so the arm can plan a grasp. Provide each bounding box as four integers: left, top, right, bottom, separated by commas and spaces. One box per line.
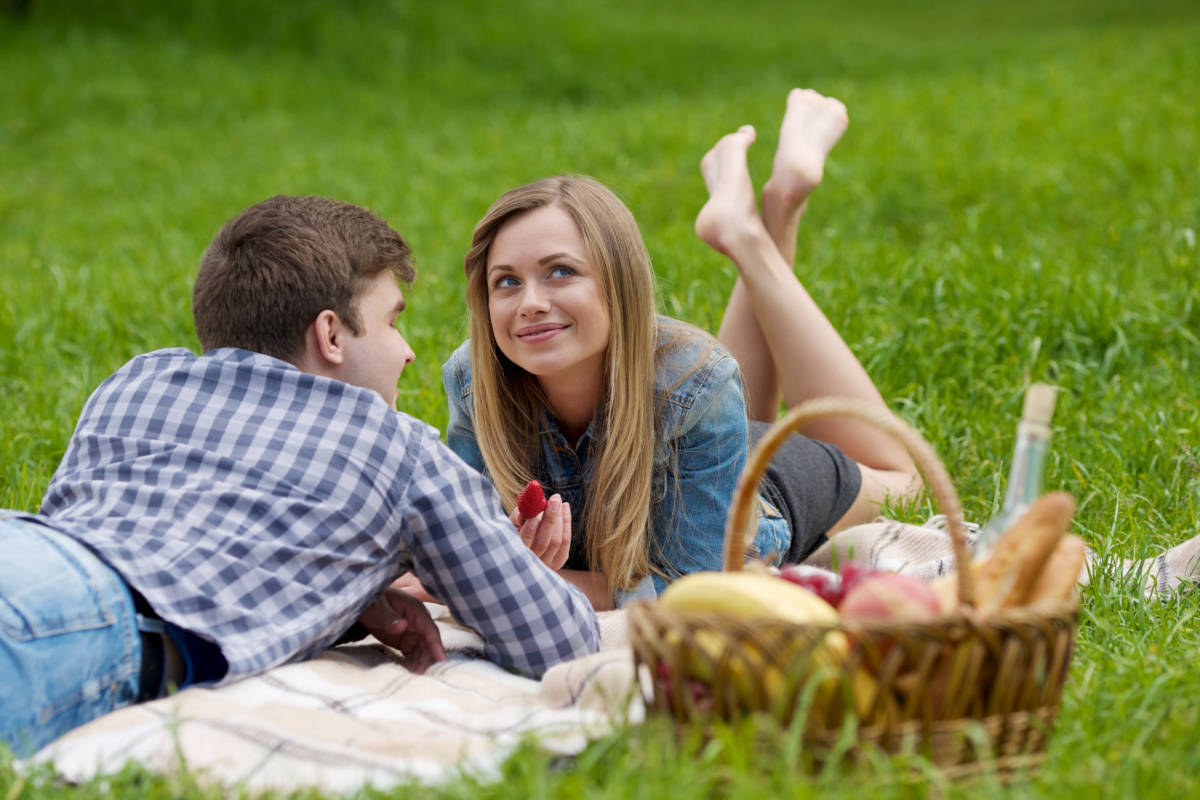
722, 397, 976, 607
627, 594, 1081, 631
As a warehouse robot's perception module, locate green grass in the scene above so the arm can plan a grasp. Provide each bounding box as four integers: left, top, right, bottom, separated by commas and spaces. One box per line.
2, 0, 1199, 796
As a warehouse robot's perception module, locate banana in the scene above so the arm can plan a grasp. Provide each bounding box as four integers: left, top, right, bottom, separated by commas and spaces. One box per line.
659, 570, 841, 624
658, 571, 850, 722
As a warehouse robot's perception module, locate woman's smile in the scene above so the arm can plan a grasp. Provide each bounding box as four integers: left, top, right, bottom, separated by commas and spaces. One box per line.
515, 322, 571, 343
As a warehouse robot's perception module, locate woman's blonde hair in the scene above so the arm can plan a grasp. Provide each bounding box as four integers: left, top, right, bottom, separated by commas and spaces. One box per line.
463, 176, 657, 591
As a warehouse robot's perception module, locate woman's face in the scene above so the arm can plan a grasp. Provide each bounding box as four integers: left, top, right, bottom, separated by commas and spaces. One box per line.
485, 205, 611, 390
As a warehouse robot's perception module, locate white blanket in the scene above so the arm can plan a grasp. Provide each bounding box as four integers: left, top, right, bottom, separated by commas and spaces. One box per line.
29, 608, 641, 795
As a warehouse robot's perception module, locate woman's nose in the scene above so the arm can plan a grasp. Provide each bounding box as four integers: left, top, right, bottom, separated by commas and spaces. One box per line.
518, 282, 550, 315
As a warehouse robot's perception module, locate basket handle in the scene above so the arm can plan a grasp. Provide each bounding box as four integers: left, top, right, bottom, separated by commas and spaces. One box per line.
722, 397, 975, 608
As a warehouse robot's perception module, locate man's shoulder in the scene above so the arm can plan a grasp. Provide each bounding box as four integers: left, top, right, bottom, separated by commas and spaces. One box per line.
116, 346, 199, 371
390, 408, 442, 446
112, 347, 285, 380
95, 346, 431, 443
94, 348, 308, 411
89, 347, 199, 398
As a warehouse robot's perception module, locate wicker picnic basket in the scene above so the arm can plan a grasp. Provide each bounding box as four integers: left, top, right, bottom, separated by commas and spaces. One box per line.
628, 397, 1079, 777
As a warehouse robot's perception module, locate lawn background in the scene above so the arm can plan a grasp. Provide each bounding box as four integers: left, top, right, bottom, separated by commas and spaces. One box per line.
1, 0, 1199, 796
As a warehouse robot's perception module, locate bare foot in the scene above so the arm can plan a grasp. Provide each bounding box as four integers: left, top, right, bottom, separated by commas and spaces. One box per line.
695, 124, 765, 258
761, 88, 849, 228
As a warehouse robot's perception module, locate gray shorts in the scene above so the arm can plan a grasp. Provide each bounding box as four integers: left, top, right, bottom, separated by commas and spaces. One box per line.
749, 421, 862, 564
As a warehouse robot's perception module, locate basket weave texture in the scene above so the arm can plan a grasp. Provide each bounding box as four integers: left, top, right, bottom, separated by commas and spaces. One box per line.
628, 398, 1078, 776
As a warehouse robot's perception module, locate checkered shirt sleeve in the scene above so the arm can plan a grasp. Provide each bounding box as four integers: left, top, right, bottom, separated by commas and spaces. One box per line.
401, 430, 601, 677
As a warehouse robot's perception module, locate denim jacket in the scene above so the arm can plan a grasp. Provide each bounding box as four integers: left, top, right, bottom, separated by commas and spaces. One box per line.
441, 317, 790, 605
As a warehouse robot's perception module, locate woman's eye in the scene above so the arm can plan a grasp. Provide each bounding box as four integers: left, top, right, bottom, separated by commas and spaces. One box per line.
493, 276, 519, 289
549, 266, 575, 279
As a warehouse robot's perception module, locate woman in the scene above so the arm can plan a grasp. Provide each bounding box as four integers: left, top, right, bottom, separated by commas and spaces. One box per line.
442, 89, 922, 609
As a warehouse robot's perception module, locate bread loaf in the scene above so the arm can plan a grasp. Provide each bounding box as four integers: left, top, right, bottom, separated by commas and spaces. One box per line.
974, 491, 1076, 611
1026, 533, 1087, 605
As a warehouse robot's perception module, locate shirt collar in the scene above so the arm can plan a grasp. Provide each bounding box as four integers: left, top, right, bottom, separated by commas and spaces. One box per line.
539, 409, 597, 455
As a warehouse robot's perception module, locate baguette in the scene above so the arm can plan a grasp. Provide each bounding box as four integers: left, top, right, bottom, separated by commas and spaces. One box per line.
1026, 533, 1087, 606
975, 491, 1076, 612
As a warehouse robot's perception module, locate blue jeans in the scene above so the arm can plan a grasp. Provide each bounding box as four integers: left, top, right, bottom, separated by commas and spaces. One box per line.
0, 513, 142, 755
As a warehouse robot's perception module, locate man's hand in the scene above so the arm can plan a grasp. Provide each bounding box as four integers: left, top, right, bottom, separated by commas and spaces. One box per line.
510, 493, 571, 570
390, 571, 439, 604
357, 586, 446, 673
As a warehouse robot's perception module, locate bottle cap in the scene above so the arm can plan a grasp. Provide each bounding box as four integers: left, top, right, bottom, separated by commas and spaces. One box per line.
1022, 382, 1057, 425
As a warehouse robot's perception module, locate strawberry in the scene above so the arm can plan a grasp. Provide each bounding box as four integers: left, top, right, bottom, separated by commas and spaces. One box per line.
516, 479, 548, 519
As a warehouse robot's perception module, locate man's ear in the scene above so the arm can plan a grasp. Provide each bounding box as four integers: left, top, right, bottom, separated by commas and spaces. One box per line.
302, 309, 346, 369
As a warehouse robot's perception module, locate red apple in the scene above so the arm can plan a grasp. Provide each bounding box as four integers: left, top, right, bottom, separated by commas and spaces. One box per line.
778, 565, 844, 607
838, 561, 881, 598
839, 572, 940, 621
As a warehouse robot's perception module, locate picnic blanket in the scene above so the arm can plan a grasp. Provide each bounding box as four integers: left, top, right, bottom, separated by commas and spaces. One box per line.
28, 607, 640, 795
37, 517, 1118, 795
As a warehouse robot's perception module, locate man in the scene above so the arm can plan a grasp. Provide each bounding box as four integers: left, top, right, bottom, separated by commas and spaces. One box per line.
0, 195, 599, 755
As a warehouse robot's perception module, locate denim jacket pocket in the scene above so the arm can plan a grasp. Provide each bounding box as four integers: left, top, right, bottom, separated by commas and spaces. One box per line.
0, 520, 118, 641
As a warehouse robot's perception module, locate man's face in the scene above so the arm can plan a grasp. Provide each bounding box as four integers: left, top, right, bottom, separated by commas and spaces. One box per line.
336, 271, 415, 408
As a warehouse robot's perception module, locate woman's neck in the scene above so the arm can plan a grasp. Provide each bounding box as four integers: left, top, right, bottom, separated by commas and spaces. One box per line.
539, 368, 605, 447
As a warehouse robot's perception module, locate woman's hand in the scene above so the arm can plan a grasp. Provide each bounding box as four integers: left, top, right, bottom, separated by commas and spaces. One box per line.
357, 585, 446, 673
510, 493, 572, 570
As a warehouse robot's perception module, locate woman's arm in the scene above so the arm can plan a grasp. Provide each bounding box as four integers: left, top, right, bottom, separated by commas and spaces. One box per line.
556, 570, 615, 611
651, 358, 782, 580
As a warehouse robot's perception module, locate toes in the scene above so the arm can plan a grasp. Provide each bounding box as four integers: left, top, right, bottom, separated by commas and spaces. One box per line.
719, 125, 756, 150
700, 125, 756, 173
721, 125, 756, 155
787, 87, 818, 107
828, 97, 849, 124
785, 87, 847, 121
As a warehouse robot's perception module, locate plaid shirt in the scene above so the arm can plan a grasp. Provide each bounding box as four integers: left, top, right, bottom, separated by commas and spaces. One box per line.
37, 348, 600, 681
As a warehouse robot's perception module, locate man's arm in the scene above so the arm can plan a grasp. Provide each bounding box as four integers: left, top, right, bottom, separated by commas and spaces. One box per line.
398, 428, 601, 677
379, 495, 572, 605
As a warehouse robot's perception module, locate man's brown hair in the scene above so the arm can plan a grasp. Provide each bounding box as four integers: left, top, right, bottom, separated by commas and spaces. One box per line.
193, 195, 414, 362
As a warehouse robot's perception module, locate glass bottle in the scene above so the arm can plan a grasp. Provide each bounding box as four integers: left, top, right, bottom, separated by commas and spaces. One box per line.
973, 382, 1057, 555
